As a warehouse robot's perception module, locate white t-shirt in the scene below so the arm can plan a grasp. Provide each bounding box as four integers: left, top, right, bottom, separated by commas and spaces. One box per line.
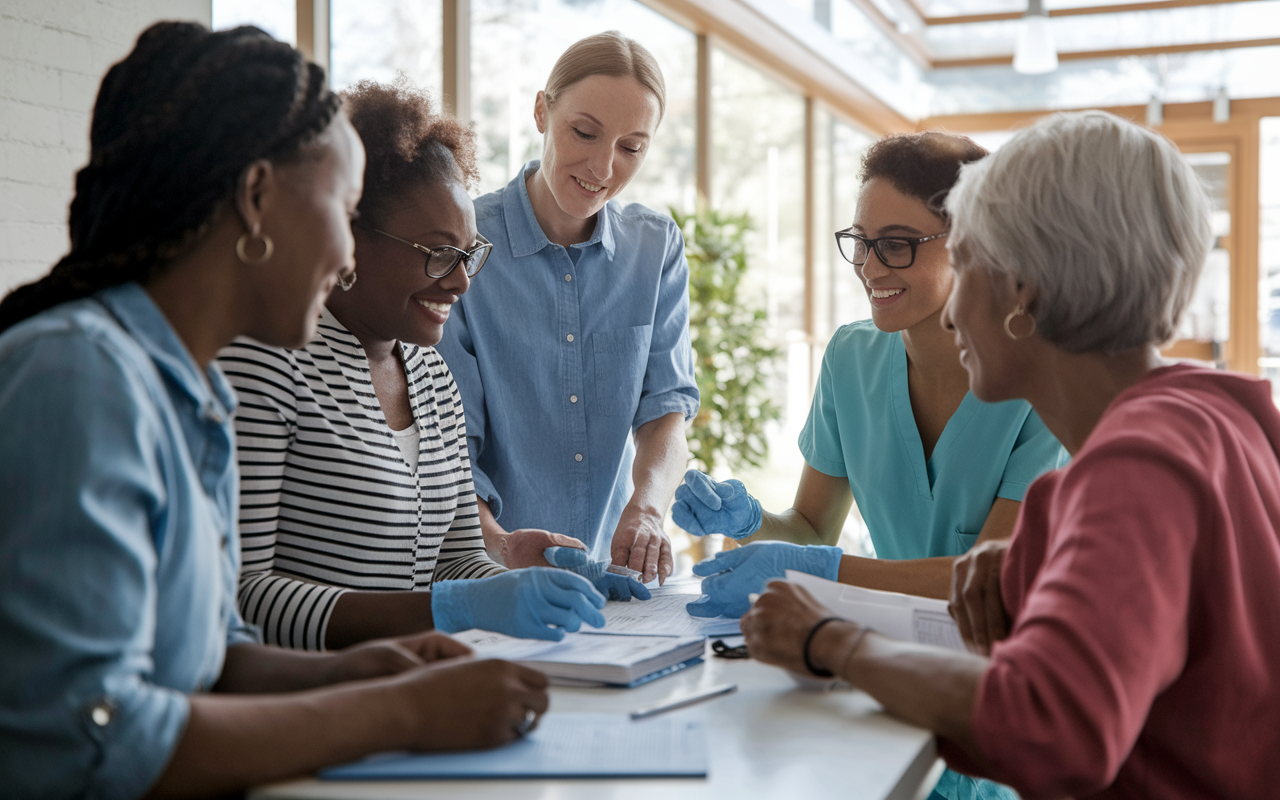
390, 422, 420, 473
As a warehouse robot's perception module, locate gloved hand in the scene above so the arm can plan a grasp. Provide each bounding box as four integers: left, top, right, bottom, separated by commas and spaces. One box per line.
671, 469, 763, 539
686, 542, 842, 619
432, 568, 606, 641
543, 546, 652, 602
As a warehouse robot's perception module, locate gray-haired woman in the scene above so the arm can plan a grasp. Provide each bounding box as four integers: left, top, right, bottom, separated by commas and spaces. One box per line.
741, 110, 1280, 799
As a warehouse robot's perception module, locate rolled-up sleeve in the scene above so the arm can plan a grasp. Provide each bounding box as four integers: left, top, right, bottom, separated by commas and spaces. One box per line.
0, 331, 190, 800
632, 220, 700, 431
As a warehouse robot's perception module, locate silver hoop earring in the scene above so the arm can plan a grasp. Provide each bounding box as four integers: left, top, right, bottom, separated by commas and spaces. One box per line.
1003, 306, 1037, 340
337, 267, 357, 292
235, 231, 274, 265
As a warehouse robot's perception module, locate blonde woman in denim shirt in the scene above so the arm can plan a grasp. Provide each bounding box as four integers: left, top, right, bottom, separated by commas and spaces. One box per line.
436, 31, 700, 583
0, 24, 546, 799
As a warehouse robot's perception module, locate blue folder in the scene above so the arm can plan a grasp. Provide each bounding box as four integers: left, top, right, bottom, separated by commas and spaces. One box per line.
319, 713, 708, 781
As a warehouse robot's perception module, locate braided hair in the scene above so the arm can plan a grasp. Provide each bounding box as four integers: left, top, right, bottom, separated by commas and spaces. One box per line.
0, 22, 342, 333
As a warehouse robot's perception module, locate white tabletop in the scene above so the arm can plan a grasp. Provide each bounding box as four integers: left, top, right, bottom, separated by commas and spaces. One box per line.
251, 641, 940, 800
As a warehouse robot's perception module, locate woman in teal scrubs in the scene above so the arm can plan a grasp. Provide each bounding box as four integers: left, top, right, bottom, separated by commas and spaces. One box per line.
675, 130, 1066, 800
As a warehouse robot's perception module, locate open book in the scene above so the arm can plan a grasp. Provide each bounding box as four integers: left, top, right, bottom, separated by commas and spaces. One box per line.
454, 629, 706, 687
784, 570, 967, 651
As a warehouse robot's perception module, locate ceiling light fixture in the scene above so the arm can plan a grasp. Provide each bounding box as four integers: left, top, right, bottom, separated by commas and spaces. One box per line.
1013, 0, 1059, 75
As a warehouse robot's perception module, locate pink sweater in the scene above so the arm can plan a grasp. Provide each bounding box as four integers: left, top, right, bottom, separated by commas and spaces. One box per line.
956, 365, 1280, 799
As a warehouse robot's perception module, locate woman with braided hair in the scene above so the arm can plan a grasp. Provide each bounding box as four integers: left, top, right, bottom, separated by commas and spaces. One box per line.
0, 22, 547, 799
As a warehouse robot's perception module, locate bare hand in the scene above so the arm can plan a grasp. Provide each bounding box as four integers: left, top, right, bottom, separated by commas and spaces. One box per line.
611, 507, 673, 585
501, 528, 585, 569
741, 580, 856, 676
322, 632, 474, 685
949, 539, 1011, 656
395, 658, 550, 751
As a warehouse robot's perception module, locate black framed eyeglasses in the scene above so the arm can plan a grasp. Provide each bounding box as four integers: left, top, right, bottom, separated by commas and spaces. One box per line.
360, 224, 492, 279
834, 228, 948, 269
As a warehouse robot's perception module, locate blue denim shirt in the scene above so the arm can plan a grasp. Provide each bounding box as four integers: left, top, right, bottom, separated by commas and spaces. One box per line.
0, 283, 257, 799
435, 161, 700, 559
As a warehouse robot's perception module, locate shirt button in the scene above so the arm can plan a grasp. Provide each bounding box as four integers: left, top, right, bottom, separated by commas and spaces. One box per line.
565, 274, 572, 282
570, 395, 578, 403
90, 702, 113, 727
574, 453, 583, 462
566, 334, 574, 342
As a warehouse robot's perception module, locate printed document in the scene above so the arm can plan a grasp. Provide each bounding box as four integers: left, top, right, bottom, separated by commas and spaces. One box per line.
784, 570, 966, 651
593, 581, 741, 638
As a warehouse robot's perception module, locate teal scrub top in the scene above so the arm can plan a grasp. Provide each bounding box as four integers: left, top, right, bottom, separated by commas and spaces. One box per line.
799, 320, 1068, 560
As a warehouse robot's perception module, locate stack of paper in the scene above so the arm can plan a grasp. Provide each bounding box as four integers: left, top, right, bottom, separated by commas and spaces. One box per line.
784, 570, 967, 651
319, 713, 708, 780
454, 629, 706, 687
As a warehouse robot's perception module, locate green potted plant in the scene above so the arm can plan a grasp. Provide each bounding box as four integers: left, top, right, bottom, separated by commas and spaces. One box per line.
673, 207, 782, 476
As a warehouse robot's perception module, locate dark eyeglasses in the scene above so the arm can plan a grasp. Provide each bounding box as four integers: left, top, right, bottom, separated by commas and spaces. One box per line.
834, 228, 948, 269
359, 224, 492, 279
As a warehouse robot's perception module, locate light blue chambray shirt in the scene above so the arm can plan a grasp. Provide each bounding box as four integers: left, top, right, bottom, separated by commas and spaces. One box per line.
435, 161, 700, 559
0, 282, 258, 799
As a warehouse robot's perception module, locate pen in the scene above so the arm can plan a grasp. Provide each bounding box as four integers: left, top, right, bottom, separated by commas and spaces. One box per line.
629, 683, 738, 720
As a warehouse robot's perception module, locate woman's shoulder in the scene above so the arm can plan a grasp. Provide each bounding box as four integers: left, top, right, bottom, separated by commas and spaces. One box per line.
1088, 364, 1280, 468
0, 297, 150, 385
825, 319, 893, 358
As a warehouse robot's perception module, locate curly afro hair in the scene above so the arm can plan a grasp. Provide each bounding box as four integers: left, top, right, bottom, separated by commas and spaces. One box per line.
340, 77, 479, 226
860, 131, 987, 222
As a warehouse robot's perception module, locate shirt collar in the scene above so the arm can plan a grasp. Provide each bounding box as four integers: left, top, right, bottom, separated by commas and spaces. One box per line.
97, 282, 237, 423
503, 160, 617, 260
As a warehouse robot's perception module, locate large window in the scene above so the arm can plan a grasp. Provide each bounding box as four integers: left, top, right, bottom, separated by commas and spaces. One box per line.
470, 0, 696, 215
709, 48, 808, 514
211, 0, 296, 44
1260, 117, 1280, 396
330, 1, 443, 95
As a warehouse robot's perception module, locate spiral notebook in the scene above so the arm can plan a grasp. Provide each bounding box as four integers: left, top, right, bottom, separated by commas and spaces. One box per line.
319, 713, 708, 780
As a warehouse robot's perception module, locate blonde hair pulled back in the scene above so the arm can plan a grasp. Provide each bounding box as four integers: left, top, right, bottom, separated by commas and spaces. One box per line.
544, 31, 666, 121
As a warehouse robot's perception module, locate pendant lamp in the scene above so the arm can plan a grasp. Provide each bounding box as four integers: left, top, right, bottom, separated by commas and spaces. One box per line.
1013, 0, 1059, 75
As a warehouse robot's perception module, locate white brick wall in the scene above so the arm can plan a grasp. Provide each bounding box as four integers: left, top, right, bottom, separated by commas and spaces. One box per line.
0, 0, 212, 294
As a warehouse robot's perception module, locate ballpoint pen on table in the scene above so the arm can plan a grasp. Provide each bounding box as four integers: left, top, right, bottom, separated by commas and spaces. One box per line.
629, 684, 738, 721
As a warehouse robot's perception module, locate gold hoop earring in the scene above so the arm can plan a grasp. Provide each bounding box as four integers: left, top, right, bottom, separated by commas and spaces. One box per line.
1003, 306, 1037, 340
235, 231, 274, 265
337, 267, 357, 292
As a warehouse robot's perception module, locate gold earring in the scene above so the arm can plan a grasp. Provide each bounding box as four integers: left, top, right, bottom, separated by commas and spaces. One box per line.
337, 266, 357, 291
1003, 306, 1037, 340
235, 231, 274, 265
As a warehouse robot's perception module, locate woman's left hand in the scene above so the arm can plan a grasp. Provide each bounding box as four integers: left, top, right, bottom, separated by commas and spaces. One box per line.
323, 632, 474, 686
741, 580, 848, 675
611, 507, 673, 585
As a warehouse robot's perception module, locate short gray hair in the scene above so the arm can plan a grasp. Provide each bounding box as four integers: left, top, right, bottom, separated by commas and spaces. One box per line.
945, 110, 1213, 354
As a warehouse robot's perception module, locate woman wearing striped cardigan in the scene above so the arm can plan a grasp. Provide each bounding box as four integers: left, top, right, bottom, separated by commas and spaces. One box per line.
219, 80, 626, 650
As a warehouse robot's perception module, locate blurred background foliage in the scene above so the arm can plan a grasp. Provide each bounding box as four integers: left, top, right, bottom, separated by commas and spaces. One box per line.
675, 207, 782, 476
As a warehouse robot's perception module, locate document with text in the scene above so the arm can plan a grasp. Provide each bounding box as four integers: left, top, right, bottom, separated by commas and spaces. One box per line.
784, 570, 967, 651
591, 581, 741, 638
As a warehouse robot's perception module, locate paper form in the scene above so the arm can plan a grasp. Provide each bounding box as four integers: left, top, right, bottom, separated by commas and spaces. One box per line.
454, 629, 693, 665
784, 570, 967, 651
590, 591, 742, 637
319, 713, 708, 780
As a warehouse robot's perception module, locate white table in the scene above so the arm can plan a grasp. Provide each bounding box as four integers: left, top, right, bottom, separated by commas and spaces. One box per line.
251, 641, 941, 800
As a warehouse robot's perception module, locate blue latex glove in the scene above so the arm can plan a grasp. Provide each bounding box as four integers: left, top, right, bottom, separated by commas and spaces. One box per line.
686, 542, 842, 619
671, 468, 763, 539
432, 568, 607, 641
543, 546, 652, 602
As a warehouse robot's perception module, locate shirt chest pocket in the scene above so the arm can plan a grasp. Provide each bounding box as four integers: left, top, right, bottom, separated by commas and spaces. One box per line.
591, 325, 652, 417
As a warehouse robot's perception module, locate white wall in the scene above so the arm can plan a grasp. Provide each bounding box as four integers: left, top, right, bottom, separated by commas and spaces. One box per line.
0, 0, 212, 294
